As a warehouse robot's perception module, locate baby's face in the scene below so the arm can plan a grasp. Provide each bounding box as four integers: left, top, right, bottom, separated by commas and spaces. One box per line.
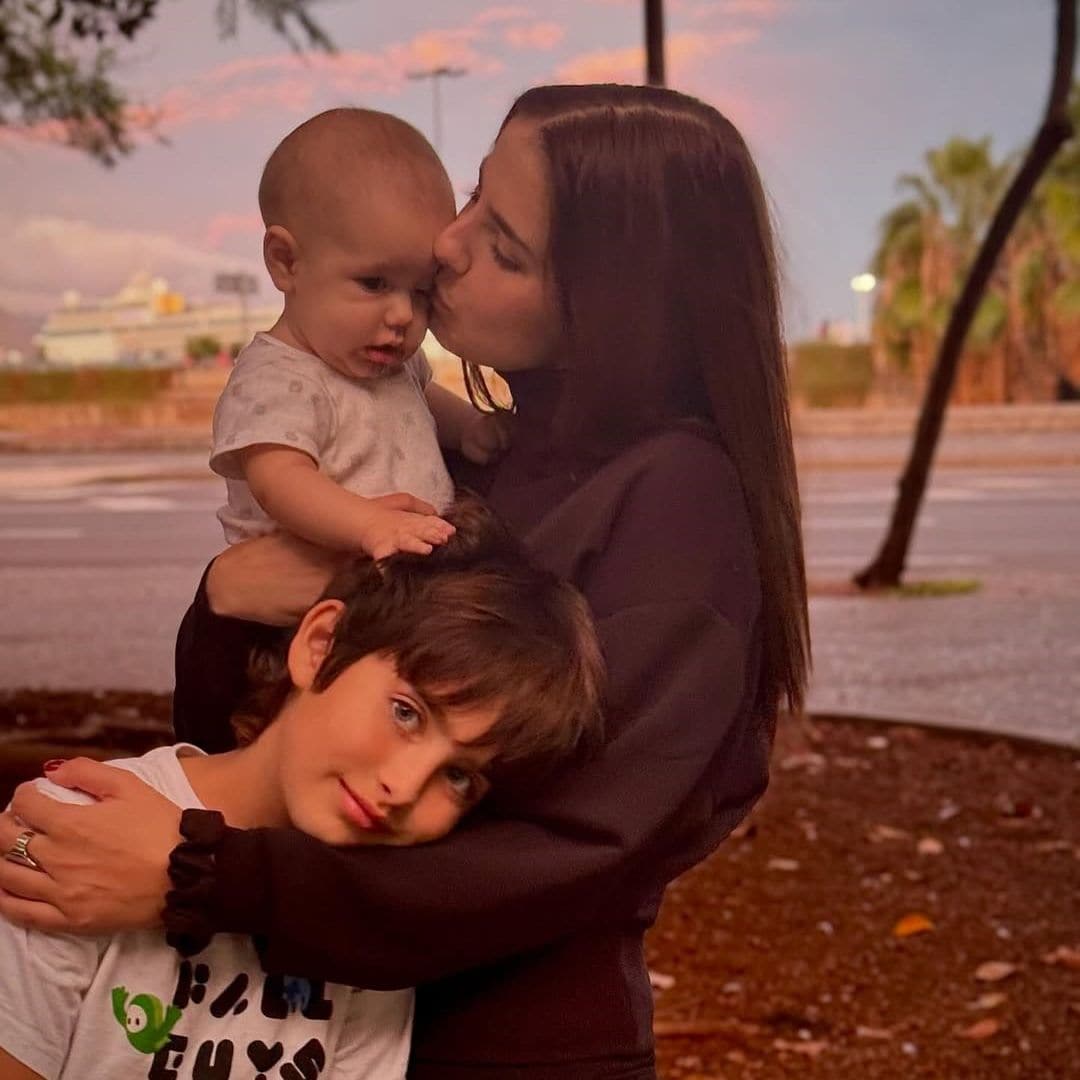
285, 181, 455, 379
276, 652, 499, 846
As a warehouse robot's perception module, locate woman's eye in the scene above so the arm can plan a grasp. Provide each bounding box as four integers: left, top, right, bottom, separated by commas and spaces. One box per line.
491, 244, 520, 272
357, 276, 388, 293
391, 699, 421, 733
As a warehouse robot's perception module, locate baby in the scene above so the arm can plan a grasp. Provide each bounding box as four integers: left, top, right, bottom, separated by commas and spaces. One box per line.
211, 108, 501, 560
0, 499, 604, 1079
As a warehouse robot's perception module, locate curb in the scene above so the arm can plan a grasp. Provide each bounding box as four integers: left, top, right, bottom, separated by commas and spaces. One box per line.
807, 709, 1080, 753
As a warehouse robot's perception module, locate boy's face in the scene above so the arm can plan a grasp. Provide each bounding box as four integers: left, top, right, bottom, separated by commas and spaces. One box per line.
276, 651, 499, 846
282, 178, 455, 380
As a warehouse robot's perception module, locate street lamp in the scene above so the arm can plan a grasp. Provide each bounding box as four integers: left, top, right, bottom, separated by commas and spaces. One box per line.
850, 272, 877, 344
215, 272, 258, 346
407, 65, 467, 154
645, 0, 665, 86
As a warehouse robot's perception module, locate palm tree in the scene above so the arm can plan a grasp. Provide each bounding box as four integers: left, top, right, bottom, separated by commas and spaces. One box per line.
871, 138, 1010, 397
856, 0, 1076, 590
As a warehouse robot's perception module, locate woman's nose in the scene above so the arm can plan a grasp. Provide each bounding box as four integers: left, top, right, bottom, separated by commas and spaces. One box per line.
433, 213, 469, 275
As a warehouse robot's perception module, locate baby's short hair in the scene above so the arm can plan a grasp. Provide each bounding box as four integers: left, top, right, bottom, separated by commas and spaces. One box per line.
258, 107, 450, 233
235, 496, 605, 770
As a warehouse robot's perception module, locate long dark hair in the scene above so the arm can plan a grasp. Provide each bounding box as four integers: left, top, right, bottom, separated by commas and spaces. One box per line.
468, 83, 809, 720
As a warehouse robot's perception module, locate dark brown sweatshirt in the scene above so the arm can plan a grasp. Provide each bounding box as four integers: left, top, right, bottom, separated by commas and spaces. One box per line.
172, 369, 770, 1079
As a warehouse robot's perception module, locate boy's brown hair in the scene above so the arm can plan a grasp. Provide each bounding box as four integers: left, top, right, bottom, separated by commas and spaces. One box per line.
233, 496, 605, 770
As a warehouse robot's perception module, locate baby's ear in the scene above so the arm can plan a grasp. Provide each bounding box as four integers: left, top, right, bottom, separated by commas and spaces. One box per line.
287, 599, 344, 689
263, 225, 298, 293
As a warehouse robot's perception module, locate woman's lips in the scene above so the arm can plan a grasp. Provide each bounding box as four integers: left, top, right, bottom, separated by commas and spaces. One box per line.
339, 779, 391, 833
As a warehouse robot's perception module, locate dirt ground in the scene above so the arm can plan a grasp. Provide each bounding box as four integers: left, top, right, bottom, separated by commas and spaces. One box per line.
1, 691, 1077, 1079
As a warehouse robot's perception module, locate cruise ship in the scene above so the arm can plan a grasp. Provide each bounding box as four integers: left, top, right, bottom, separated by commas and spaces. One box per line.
33, 273, 281, 368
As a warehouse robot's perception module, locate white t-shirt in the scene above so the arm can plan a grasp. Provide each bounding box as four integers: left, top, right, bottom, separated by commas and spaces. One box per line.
211, 333, 455, 543
0, 745, 413, 1080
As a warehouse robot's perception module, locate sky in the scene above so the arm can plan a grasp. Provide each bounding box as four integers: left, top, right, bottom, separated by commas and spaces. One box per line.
0, 0, 1061, 340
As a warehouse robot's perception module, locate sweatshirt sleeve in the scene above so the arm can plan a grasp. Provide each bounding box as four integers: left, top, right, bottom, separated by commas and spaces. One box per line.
197, 435, 769, 987
172, 565, 285, 754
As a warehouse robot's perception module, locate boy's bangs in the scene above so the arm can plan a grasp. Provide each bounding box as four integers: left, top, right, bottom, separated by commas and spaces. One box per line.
393, 633, 591, 765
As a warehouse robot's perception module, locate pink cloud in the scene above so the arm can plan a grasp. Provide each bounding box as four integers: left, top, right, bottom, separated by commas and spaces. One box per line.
556, 29, 757, 84
503, 22, 565, 51
0, 211, 266, 316
586, 0, 791, 14
204, 213, 265, 250
473, 5, 532, 25
693, 0, 792, 17
2, 24, 507, 153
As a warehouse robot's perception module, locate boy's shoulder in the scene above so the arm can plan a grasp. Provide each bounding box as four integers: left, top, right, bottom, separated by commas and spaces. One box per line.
33, 745, 205, 812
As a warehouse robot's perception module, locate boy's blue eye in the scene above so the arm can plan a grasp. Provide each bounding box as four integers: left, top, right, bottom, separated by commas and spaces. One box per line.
444, 764, 478, 802
357, 276, 388, 293
391, 698, 421, 733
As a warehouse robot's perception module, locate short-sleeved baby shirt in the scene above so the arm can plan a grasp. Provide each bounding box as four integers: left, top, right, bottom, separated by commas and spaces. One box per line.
210, 333, 454, 544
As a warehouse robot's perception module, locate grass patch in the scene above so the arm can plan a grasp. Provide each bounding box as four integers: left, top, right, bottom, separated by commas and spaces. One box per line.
0, 367, 176, 405
892, 577, 982, 598
790, 341, 874, 407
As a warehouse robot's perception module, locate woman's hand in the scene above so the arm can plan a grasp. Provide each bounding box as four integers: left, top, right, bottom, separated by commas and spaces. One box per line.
207, 531, 350, 625
0, 759, 180, 934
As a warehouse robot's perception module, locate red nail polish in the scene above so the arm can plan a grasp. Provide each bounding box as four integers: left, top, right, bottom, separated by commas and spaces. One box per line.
43, 759, 65, 773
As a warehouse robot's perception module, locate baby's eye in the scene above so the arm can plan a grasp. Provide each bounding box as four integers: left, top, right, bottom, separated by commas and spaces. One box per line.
357, 276, 389, 293
391, 698, 421, 733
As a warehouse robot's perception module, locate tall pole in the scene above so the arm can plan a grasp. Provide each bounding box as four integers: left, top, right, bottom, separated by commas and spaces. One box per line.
645, 0, 665, 86
407, 66, 467, 154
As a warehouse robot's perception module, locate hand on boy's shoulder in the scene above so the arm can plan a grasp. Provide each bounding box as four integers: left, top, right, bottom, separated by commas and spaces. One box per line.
460, 411, 514, 466
358, 492, 456, 560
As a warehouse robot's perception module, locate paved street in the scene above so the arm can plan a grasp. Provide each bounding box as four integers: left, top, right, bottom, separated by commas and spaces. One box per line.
1, 450, 1078, 746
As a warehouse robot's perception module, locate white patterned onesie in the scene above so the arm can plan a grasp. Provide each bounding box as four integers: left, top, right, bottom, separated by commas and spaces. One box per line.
210, 333, 454, 544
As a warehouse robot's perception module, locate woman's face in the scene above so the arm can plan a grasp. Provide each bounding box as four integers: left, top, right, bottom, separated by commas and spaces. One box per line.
430, 120, 561, 373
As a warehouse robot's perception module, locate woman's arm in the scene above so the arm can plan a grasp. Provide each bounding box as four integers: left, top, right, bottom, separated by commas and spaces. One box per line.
0, 437, 768, 990
173, 533, 351, 750
3, 595, 754, 984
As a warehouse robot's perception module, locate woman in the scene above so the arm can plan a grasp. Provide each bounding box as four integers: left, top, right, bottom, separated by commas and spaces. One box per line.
0, 84, 808, 1079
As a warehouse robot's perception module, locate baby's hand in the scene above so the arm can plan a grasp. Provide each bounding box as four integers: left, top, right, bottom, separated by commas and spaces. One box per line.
461, 411, 513, 465
359, 493, 455, 560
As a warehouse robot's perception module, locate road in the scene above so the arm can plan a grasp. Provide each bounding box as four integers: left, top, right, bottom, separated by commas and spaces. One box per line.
2, 451, 1078, 744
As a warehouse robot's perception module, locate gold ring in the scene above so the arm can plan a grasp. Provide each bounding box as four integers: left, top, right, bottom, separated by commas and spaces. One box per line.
5, 829, 43, 872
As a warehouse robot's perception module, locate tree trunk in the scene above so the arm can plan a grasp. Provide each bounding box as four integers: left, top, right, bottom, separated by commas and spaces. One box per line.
645, 0, 665, 86
854, 0, 1076, 590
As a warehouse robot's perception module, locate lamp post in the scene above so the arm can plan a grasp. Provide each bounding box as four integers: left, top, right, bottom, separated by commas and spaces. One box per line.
214, 272, 258, 347
645, 0, 665, 86
407, 65, 467, 154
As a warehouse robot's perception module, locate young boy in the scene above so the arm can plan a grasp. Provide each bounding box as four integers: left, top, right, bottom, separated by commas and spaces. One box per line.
0, 499, 604, 1080
211, 108, 502, 560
